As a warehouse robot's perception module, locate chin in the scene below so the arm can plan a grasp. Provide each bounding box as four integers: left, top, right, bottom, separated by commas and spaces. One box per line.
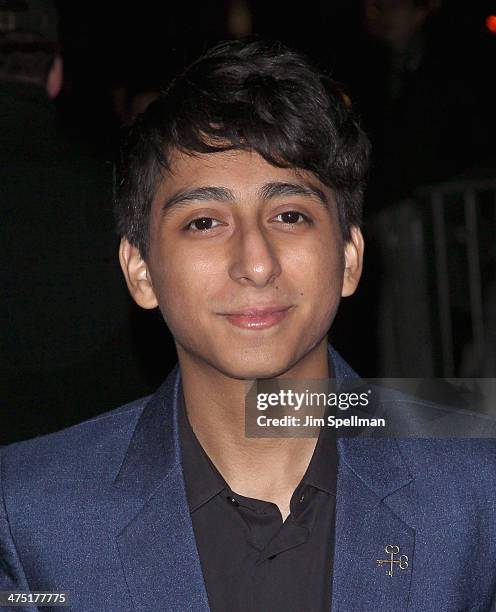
214, 351, 294, 381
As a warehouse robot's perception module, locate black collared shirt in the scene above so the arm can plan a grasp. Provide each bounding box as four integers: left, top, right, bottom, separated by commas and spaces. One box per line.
178, 382, 338, 612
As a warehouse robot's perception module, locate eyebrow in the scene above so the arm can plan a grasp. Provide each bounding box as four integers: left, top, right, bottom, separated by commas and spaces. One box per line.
160, 181, 329, 214
162, 186, 234, 213
259, 181, 328, 209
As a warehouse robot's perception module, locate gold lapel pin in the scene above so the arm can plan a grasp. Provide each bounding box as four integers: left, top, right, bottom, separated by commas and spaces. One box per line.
376, 544, 409, 576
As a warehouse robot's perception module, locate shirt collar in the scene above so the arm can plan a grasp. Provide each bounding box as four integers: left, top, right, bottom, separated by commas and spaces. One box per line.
299, 415, 337, 495
177, 389, 227, 512
281, 350, 337, 495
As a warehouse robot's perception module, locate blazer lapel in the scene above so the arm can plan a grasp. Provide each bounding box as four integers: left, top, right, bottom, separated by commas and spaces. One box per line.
327, 347, 416, 610
331, 437, 416, 611
114, 365, 210, 612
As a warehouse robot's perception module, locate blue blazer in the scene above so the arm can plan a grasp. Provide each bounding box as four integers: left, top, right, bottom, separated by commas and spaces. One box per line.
1, 347, 496, 611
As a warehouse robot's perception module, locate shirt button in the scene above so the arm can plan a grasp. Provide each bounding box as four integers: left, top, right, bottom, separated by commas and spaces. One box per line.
227, 496, 239, 507
299, 493, 305, 503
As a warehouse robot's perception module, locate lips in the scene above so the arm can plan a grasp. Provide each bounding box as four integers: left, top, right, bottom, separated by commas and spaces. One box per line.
219, 305, 294, 330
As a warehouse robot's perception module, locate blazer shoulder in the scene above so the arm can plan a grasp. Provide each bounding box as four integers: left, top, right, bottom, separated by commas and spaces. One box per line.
368, 386, 496, 492
0, 395, 152, 489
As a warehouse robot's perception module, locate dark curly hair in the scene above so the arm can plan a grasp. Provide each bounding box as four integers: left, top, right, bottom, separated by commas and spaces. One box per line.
114, 40, 371, 258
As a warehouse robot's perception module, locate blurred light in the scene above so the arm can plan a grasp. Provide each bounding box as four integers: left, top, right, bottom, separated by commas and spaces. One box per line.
228, 0, 252, 39
486, 15, 496, 33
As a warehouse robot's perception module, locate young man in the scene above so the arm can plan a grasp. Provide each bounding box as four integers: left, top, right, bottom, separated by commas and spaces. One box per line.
1, 41, 496, 612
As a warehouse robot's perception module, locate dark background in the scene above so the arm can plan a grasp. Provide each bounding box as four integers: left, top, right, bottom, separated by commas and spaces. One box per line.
54, 1, 495, 162
2, 0, 496, 443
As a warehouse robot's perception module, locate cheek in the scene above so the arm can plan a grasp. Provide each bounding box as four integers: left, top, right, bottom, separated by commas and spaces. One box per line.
290, 236, 344, 294
289, 238, 344, 325
150, 245, 219, 330
313, 266, 344, 330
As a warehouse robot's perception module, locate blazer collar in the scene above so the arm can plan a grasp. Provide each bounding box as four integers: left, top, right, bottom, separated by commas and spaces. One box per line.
114, 362, 182, 499
114, 344, 413, 508
327, 350, 415, 611
327, 345, 414, 498
114, 362, 211, 612
114, 345, 356, 489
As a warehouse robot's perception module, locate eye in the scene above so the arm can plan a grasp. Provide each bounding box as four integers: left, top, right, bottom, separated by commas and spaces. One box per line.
185, 217, 222, 232
273, 211, 311, 225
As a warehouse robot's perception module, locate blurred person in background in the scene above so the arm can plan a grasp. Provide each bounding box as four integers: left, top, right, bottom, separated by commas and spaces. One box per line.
355, 0, 489, 208
0, 0, 146, 444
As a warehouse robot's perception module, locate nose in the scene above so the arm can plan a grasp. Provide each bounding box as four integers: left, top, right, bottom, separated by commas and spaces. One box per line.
228, 224, 282, 287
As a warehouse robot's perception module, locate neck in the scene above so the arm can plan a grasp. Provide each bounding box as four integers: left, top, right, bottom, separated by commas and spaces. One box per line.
177, 338, 330, 515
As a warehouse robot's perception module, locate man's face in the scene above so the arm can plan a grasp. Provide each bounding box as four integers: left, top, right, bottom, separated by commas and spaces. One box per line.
123, 149, 362, 379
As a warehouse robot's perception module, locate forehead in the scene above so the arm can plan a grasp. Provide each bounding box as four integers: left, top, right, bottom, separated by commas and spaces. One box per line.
155, 148, 333, 203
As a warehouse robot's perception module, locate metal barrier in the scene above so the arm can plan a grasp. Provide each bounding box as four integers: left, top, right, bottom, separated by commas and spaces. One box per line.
371, 178, 496, 377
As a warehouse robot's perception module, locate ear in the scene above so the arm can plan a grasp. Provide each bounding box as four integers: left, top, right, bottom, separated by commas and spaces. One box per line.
119, 238, 158, 309
46, 55, 63, 99
341, 226, 364, 298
